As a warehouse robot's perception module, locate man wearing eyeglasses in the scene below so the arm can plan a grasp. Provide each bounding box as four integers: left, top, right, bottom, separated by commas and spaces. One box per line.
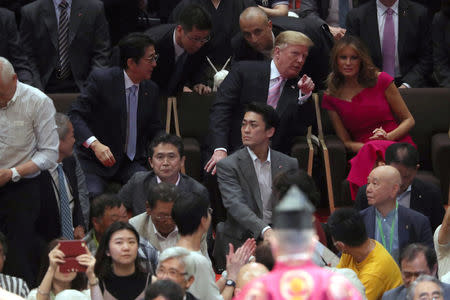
145, 4, 213, 96
69, 32, 163, 198
382, 243, 450, 300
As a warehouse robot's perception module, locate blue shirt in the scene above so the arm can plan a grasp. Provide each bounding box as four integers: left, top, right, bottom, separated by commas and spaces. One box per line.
375, 205, 399, 263
52, 0, 72, 29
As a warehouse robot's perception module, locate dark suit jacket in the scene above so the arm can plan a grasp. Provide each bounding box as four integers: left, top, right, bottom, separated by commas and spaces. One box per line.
145, 24, 207, 96
19, 0, 111, 91
231, 15, 333, 90
69, 67, 162, 177
118, 170, 209, 216
208, 60, 316, 154
355, 178, 445, 231
360, 205, 434, 251
432, 11, 450, 87
346, 0, 432, 87
298, 0, 362, 20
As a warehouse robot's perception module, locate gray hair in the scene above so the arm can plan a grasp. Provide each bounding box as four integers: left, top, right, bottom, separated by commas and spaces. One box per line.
0, 57, 15, 83
55, 112, 71, 139
158, 247, 196, 280
406, 274, 443, 300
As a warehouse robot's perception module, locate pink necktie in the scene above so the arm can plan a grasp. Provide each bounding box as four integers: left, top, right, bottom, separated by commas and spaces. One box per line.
382, 8, 396, 77
267, 76, 284, 108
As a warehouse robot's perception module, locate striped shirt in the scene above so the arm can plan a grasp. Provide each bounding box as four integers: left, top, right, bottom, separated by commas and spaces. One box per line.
0, 273, 29, 298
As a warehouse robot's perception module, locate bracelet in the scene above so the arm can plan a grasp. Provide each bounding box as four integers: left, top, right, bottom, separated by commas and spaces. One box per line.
37, 287, 50, 296
89, 278, 99, 286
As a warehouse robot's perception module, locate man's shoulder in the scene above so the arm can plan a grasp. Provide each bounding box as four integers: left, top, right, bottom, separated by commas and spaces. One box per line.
360, 206, 374, 218
145, 24, 175, 42
18, 82, 54, 107
398, 204, 428, 221
411, 177, 440, 196
21, 0, 42, 14
129, 212, 150, 227
400, 0, 427, 14
218, 148, 248, 167
88, 66, 122, 82
0, 7, 14, 20
179, 174, 207, 193
271, 148, 298, 165
382, 285, 405, 299
128, 171, 155, 185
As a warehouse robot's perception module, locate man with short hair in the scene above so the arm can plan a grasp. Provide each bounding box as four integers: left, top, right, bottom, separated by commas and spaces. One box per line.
69, 33, 163, 198
355, 143, 445, 231
118, 133, 208, 216
213, 103, 299, 271
382, 243, 450, 299
406, 274, 444, 300
328, 207, 403, 300
235, 262, 269, 296
360, 165, 433, 261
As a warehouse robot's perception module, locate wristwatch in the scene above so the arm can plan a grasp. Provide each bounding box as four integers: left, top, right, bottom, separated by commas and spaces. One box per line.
225, 279, 236, 288
10, 168, 21, 182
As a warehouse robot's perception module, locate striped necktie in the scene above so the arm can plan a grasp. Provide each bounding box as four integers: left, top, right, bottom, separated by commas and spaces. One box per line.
57, 164, 74, 239
267, 76, 285, 109
126, 85, 138, 160
58, 0, 70, 79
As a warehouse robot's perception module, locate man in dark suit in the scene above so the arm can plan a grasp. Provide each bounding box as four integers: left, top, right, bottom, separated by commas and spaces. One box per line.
145, 4, 212, 96
232, 7, 333, 90
19, 0, 111, 92
360, 165, 433, 262
118, 134, 209, 216
213, 103, 299, 271
205, 31, 316, 175
346, 0, 432, 88
69, 33, 163, 198
355, 143, 445, 231
0, 8, 33, 86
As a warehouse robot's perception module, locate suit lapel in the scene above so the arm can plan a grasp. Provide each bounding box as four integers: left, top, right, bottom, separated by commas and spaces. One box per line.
397, 206, 409, 249
276, 78, 297, 117
114, 70, 127, 147
409, 178, 420, 211
366, 207, 376, 238
238, 149, 263, 215
145, 216, 162, 251
43, 0, 58, 50
397, 0, 409, 69
68, 0, 83, 45
366, 3, 382, 67
259, 62, 271, 102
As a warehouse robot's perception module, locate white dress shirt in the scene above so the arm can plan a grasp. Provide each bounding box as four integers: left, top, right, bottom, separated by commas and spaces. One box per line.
152, 219, 178, 250
52, 0, 72, 29
397, 184, 412, 208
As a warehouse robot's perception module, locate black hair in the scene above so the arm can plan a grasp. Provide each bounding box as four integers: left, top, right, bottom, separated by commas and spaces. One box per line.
255, 242, 275, 271
400, 243, 437, 272
327, 208, 368, 247
119, 32, 155, 70
385, 143, 419, 168
90, 194, 122, 220
171, 191, 209, 236
145, 279, 184, 300
0, 231, 7, 256
244, 102, 279, 130
94, 222, 143, 281
177, 4, 212, 32
146, 182, 180, 210
148, 133, 184, 158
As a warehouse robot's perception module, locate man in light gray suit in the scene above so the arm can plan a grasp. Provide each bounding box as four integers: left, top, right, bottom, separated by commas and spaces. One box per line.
382, 243, 450, 299
213, 102, 299, 271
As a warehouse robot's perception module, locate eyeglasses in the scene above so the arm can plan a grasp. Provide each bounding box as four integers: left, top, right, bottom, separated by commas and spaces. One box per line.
143, 54, 159, 63
153, 214, 173, 221
153, 153, 179, 162
186, 33, 210, 44
156, 267, 187, 278
417, 292, 442, 300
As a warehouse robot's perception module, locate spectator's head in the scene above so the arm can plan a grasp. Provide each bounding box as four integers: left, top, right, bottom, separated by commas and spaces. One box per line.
0, 232, 7, 272
273, 31, 313, 79
254, 242, 275, 271
175, 4, 212, 54
146, 183, 179, 237
328, 208, 368, 251
0, 57, 17, 107
400, 244, 438, 287
327, 35, 377, 95
171, 191, 210, 236
406, 274, 443, 300
235, 262, 269, 295
55, 113, 75, 161
95, 222, 141, 280
156, 247, 195, 292
119, 33, 157, 82
145, 279, 184, 300
239, 7, 273, 54
366, 166, 401, 208
241, 102, 279, 149
91, 194, 123, 239
148, 134, 185, 185
385, 143, 420, 193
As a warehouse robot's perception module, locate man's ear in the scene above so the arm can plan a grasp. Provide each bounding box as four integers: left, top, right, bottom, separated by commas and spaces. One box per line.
148, 157, 154, 169
186, 275, 195, 289
92, 217, 101, 233
180, 156, 186, 169
146, 203, 152, 216
266, 127, 275, 139
432, 263, 438, 276
267, 20, 273, 30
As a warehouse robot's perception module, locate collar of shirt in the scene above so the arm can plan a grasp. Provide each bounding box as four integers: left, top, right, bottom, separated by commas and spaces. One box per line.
2, 82, 21, 110
156, 173, 181, 186
173, 29, 185, 61
397, 184, 412, 199
270, 60, 282, 81
151, 219, 178, 240
123, 70, 140, 94
375, 204, 397, 221
53, 0, 72, 9
247, 147, 271, 164
376, 0, 399, 16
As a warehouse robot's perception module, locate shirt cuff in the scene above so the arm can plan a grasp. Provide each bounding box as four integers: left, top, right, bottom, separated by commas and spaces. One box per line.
214, 148, 227, 153
83, 136, 98, 148
298, 91, 312, 105
261, 226, 271, 237
402, 83, 411, 88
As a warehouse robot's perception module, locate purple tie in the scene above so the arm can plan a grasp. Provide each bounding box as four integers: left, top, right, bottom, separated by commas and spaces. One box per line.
382, 8, 396, 77
267, 76, 284, 108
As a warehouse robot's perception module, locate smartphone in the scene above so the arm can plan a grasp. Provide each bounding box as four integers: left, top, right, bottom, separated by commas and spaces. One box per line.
58, 240, 87, 273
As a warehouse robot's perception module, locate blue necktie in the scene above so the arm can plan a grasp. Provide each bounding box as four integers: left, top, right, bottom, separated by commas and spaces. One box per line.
57, 164, 74, 239
126, 85, 138, 160
339, 0, 350, 28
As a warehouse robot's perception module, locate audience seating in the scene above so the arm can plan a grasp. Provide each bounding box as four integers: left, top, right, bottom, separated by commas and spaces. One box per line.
47, 93, 80, 113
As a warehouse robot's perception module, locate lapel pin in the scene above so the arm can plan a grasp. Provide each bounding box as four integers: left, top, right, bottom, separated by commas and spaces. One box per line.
291, 85, 295, 89
402, 9, 407, 17
279, 165, 283, 169
145, 92, 148, 96
406, 225, 409, 229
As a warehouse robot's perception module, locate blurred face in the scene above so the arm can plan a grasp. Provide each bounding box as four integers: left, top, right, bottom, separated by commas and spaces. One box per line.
337, 46, 361, 78
59, 122, 75, 159
241, 111, 274, 149
108, 229, 138, 267
401, 253, 432, 287
240, 17, 273, 53
149, 143, 185, 184
366, 169, 395, 206
273, 44, 308, 79
127, 45, 157, 82
148, 200, 176, 236
390, 163, 418, 194
156, 258, 193, 290
94, 206, 122, 236
413, 281, 443, 300
177, 25, 210, 54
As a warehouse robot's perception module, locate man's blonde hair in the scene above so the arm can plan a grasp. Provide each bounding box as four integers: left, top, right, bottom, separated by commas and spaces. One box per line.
274, 31, 314, 50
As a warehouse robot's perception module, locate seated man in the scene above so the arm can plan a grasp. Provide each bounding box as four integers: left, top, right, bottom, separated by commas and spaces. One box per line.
84, 194, 158, 274
361, 166, 433, 261
382, 243, 450, 299
145, 279, 184, 300
355, 143, 445, 231
69, 33, 163, 198
328, 207, 403, 300
129, 183, 208, 256
213, 103, 299, 271
434, 207, 450, 280
118, 133, 208, 216
406, 274, 445, 300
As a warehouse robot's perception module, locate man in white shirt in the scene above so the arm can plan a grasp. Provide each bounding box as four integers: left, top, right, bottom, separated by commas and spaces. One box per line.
0, 56, 59, 286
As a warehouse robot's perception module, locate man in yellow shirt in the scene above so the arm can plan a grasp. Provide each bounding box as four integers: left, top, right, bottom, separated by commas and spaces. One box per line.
328, 208, 403, 300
